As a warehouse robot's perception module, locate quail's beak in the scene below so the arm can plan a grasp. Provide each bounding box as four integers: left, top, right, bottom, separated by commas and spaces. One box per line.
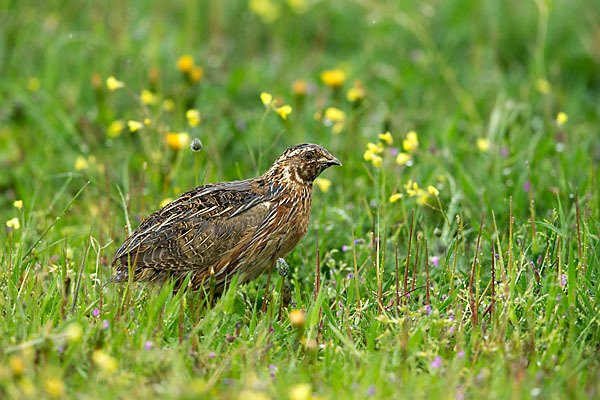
321, 155, 342, 167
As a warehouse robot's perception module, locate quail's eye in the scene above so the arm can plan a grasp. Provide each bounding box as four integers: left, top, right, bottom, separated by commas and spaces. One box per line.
303, 152, 315, 161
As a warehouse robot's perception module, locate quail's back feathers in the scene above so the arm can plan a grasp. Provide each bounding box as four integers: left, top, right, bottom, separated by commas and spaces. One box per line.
111, 143, 341, 292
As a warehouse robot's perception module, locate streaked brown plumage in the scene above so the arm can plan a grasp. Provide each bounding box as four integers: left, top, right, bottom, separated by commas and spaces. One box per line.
110, 143, 341, 293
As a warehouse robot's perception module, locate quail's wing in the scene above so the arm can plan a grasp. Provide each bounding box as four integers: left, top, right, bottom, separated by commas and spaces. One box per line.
113, 179, 281, 273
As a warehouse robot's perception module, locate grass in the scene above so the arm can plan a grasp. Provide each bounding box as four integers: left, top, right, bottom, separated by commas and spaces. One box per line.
1, 0, 599, 398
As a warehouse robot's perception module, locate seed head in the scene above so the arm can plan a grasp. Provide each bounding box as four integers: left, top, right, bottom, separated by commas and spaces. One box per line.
190, 137, 203, 152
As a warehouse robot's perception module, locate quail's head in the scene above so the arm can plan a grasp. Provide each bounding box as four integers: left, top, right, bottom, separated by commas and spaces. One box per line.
271, 143, 341, 184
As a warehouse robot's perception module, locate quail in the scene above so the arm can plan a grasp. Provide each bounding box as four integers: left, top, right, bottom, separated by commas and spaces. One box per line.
110, 143, 341, 294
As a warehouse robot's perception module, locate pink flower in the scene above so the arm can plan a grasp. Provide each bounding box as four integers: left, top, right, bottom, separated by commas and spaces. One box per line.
92, 308, 100, 317
431, 356, 442, 369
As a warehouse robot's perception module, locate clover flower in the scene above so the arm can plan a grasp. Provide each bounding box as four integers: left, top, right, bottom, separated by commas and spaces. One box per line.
427, 185, 439, 196
166, 132, 190, 150
389, 193, 403, 203
92, 350, 117, 373
395, 152, 411, 165
176, 55, 194, 74
556, 112, 568, 126
75, 156, 88, 171
320, 69, 346, 88
260, 92, 273, 107
108, 120, 125, 138
141, 90, 158, 105
106, 76, 124, 91
127, 120, 143, 132
402, 131, 419, 152
277, 105, 292, 120
292, 79, 307, 96
378, 131, 393, 145
315, 177, 332, 192
186, 109, 201, 127
477, 138, 490, 152
6, 217, 20, 230
44, 377, 65, 399
249, 0, 280, 23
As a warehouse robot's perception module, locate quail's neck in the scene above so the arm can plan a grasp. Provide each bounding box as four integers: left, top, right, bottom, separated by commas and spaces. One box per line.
263, 165, 313, 191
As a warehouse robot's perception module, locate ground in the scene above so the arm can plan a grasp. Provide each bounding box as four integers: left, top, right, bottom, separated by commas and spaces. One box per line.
1, 0, 599, 398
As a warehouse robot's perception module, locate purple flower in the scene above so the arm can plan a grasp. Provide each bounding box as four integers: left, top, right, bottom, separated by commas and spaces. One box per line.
342, 245, 350, 253
501, 146, 509, 157
92, 308, 100, 317
144, 341, 153, 350
354, 239, 361, 245
557, 293, 562, 301
347, 273, 353, 279
448, 314, 454, 321
423, 305, 432, 315
449, 326, 455, 334
102, 320, 109, 329
523, 180, 531, 192
430, 356, 442, 369
560, 274, 567, 288
269, 364, 278, 377
457, 351, 465, 359
430, 256, 439, 268
209, 352, 216, 359
57, 347, 64, 353
367, 385, 376, 396
389, 147, 399, 157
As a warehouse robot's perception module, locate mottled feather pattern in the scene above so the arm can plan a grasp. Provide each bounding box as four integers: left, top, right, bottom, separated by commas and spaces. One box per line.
111, 143, 340, 293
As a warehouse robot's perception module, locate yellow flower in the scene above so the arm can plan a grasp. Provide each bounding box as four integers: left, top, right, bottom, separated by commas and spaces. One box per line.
395, 152, 411, 165
367, 142, 383, 154
289, 309, 305, 328
160, 198, 173, 208
106, 76, 124, 91
277, 105, 292, 120
162, 99, 175, 112
92, 350, 117, 373
249, 0, 280, 23
416, 191, 429, 205
363, 150, 375, 161
9, 355, 25, 377
289, 383, 312, 400
477, 138, 490, 152
292, 79, 307, 96
144, 118, 151, 125
378, 131, 393, 145
288, 0, 308, 13
176, 55, 194, 74
402, 131, 419, 152
389, 193, 403, 203
332, 122, 344, 134
65, 323, 83, 343
27, 77, 41, 92
186, 109, 201, 127
404, 180, 419, 197
371, 155, 382, 167
190, 66, 204, 83
141, 90, 158, 105
346, 87, 365, 103
324, 107, 346, 122
535, 79, 551, 94
44, 377, 65, 399
127, 120, 143, 132
166, 132, 190, 150
75, 156, 88, 171
320, 69, 346, 88
13, 200, 23, 210
427, 185, 439, 196
6, 217, 20, 230
556, 112, 568, 126
108, 120, 125, 138
260, 92, 273, 106
314, 177, 332, 192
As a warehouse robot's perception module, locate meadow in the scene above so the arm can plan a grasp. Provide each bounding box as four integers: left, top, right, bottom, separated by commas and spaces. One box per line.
1, 0, 599, 398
